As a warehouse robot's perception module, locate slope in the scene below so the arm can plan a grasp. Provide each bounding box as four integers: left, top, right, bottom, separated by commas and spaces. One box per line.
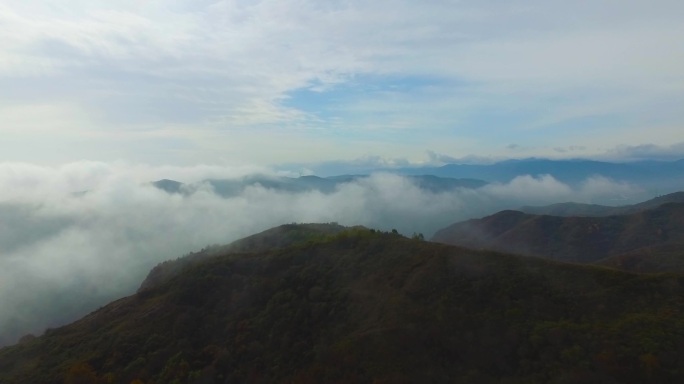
432, 202, 684, 269
520, 191, 684, 217
138, 222, 349, 291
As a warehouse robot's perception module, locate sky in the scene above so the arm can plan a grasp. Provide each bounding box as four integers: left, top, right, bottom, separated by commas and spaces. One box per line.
1, 0, 684, 168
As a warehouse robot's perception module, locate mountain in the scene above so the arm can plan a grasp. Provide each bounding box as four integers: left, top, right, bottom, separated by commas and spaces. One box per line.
2, 226, 684, 383
520, 192, 684, 217
152, 175, 487, 197
432, 202, 684, 268
138, 222, 350, 292
395, 158, 684, 191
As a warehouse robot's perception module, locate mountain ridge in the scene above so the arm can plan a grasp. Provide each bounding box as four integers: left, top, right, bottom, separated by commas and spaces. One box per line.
520, 191, 684, 217
432, 199, 684, 271
2, 227, 684, 383
151, 175, 488, 197
392, 158, 684, 192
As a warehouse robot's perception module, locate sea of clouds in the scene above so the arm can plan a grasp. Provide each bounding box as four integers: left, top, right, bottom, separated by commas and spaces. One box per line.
0, 161, 641, 346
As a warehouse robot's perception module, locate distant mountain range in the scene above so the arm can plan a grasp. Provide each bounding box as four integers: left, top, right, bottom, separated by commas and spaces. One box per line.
3, 225, 684, 383
152, 175, 488, 196
395, 158, 684, 191
433, 192, 684, 271
156, 158, 684, 199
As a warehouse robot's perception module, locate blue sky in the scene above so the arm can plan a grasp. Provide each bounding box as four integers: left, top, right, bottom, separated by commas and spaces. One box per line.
1, 0, 683, 168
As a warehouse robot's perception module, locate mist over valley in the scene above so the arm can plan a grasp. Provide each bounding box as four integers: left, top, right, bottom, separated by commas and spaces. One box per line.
0, 158, 663, 346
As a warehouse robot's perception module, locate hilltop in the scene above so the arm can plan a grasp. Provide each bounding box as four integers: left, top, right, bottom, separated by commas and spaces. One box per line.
138, 222, 350, 292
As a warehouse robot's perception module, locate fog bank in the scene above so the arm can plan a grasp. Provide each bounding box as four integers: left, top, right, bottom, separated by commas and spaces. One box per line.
0, 162, 642, 346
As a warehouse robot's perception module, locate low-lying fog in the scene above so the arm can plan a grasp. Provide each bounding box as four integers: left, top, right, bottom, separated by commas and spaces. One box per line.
0, 162, 642, 346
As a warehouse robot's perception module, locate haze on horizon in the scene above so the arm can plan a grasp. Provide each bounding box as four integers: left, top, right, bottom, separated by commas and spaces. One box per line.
1, 0, 684, 168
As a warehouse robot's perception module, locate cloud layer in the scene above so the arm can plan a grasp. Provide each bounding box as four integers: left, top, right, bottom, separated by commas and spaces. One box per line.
0, 161, 643, 346
1, 1, 683, 164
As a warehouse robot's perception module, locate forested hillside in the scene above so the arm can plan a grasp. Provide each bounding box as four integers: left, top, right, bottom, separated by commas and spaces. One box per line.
2, 227, 684, 383
520, 192, 684, 217
433, 202, 684, 271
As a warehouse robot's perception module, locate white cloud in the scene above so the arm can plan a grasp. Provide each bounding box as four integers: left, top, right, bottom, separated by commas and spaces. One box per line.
0, 0, 683, 163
